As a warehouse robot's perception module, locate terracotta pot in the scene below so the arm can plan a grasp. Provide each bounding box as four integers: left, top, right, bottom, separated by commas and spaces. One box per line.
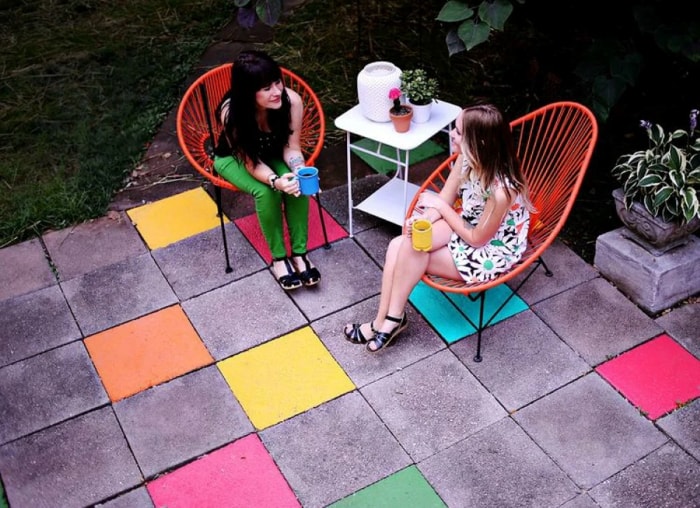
389, 106, 413, 133
612, 187, 700, 253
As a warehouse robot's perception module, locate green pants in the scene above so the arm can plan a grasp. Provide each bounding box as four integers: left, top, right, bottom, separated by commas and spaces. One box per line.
214, 156, 309, 260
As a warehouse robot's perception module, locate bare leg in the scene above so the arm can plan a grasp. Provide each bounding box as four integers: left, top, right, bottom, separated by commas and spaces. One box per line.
343, 233, 404, 340
377, 219, 460, 333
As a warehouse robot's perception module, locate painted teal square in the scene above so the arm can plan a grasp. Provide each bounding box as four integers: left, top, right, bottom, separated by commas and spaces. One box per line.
409, 281, 529, 344
328, 466, 446, 508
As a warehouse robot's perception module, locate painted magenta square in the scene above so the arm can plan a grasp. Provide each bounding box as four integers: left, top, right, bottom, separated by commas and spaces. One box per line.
234, 198, 347, 263
596, 334, 700, 419
147, 434, 300, 507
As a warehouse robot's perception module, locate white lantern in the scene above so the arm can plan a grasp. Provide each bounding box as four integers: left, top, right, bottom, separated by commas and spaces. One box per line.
356, 61, 402, 123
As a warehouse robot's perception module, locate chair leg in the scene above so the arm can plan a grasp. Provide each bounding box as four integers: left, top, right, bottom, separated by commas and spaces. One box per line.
315, 192, 331, 250
474, 291, 486, 362
215, 186, 233, 273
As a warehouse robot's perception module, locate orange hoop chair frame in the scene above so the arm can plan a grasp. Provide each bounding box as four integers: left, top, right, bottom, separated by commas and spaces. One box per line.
176, 63, 327, 272
406, 101, 598, 361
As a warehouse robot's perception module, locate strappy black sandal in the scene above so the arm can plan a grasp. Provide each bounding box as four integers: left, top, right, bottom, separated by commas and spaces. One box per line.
272, 257, 302, 291
343, 321, 378, 345
367, 314, 408, 353
292, 253, 321, 287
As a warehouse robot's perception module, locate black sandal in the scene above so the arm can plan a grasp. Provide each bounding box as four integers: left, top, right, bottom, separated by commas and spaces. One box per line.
272, 257, 302, 291
292, 253, 321, 286
367, 314, 408, 353
343, 321, 378, 345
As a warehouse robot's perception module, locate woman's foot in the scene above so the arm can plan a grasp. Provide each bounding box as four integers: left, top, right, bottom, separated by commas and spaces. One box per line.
343, 321, 377, 345
291, 253, 321, 286
367, 314, 408, 353
272, 258, 302, 290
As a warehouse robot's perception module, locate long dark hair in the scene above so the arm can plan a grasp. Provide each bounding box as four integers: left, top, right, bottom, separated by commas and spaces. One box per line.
224, 50, 292, 165
459, 103, 531, 207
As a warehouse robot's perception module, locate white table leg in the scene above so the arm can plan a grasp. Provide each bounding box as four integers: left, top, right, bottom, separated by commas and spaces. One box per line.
346, 131, 354, 237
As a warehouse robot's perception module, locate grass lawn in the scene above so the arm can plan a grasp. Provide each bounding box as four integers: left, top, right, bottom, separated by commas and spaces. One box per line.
0, 0, 234, 247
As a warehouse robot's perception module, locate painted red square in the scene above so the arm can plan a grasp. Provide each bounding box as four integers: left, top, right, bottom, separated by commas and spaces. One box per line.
596, 334, 700, 420
235, 197, 347, 263
147, 434, 300, 507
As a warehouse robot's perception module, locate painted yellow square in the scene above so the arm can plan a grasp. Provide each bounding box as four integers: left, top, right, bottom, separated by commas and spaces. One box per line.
218, 327, 355, 429
127, 187, 227, 249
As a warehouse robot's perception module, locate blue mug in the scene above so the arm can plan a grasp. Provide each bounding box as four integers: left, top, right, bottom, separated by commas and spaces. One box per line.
297, 167, 320, 195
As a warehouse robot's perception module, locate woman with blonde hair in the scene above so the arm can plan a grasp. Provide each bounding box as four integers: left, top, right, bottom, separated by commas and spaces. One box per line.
344, 103, 532, 352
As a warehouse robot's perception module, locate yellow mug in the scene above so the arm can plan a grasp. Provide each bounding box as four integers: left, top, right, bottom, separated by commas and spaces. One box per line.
412, 219, 432, 252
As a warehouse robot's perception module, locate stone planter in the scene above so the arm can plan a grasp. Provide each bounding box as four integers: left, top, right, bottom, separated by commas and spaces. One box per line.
356, 61, 401, 123
612, 187, 700, 255
409, 101, 432, 123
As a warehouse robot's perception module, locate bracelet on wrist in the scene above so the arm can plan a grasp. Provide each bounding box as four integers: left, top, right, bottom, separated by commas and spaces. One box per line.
268, 174, 280, 191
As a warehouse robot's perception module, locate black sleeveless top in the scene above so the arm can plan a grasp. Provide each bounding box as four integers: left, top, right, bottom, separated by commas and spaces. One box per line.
213, 95, 285, 162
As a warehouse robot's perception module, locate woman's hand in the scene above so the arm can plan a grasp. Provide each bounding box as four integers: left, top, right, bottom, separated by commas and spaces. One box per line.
277, 173, 301, 197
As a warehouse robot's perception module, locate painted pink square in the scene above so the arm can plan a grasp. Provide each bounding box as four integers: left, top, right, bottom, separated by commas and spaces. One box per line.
234, 198, 347, 263
596, 334, 700, 419
147, 434, 300, 508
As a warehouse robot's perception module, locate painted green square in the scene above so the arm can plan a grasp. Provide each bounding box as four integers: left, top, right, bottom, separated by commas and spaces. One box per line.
351, 138, 445, 175
409, 281, 529, 344
329, 466, 445, 508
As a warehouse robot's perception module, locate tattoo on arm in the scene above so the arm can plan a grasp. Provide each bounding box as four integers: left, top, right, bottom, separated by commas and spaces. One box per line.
288, 155, 304, 171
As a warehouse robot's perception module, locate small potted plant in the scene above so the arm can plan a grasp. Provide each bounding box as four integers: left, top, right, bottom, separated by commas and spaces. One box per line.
611, 108, 700, 250
400, 68, 439, 123
388, 87, 413, 132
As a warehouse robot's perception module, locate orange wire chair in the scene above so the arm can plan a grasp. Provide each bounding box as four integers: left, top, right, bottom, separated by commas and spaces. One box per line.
406, 101, 598, 361
176, 63, 328, 272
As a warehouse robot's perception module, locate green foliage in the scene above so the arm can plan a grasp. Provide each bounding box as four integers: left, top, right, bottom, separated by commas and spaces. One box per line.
612, 113, 700, 224
0, 0, 233, 247
234, 0, 283, 27
436, 0, 523, 55
400, 69, 439, 106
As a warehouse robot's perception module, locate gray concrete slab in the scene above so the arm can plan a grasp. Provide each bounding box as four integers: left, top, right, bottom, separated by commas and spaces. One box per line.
94, 487, 154, 508
114, 365, 253, 478
533, 277, 664, 366
561, 494, 599, 508
508, 239, 600, 305
61, 253, 178, 336
0, 341, 108, 444
655, 302, 700, 358
419, 417, 579, 508
320, 176, 390, 234
0, 237, 55, 302
353, 222, 400, 267
0, 284, 82, 368
361, 350, 506, 462
182, 270, 307, 360
657, 398, 700, 462
288, 238, 384, 321
513, 373, 668, 489
0, 407, 141, 508
313, 295, 446, 388
260, 391, 412, 508
42, 212, 147, 282
152, 223, 266, 301
588, 442, 700, 508
453, 310, 590, 411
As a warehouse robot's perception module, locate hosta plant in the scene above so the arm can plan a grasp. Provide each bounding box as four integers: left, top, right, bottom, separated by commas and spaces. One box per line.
612, 109, 700, 225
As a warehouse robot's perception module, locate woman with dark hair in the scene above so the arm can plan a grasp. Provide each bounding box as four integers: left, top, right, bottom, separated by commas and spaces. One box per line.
344, 104, 532, 352
213, 50, 320, 290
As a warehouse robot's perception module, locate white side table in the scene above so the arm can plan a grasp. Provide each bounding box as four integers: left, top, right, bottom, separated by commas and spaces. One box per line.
335, 100, 461, 236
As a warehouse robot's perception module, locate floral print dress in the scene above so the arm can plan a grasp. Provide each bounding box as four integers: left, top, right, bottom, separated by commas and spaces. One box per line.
447, 162, 530, 283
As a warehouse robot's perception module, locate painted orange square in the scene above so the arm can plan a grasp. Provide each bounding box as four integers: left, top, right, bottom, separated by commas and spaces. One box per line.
85, 305, 213, 401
